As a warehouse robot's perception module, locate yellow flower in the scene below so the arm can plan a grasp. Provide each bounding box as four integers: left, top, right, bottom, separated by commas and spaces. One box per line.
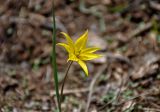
57, 30, 102, 76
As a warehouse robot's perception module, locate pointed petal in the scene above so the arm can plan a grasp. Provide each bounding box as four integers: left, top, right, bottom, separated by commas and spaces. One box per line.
61, 32, 74, 49
78, 60, 88, 76
81, 47, 100, 53
79, 53, 102, 60
75, 30, 88, 50
57, 43, 73, 53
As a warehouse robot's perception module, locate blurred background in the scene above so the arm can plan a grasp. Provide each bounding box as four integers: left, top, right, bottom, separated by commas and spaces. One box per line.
0, 0, 160, 112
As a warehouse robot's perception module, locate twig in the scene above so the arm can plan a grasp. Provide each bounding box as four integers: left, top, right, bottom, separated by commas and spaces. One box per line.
142, 108, 160, 112
115, 78, 124, 102
149, 1, 160, 11
150, 102, 160, 109
123, 100, 135, 112
9, 16, 67, 32
51, 88, 88, 96
106, 53, 133, 67
51, 85, 106, 96
128, 22, 152, 39
85, 65, 107, 112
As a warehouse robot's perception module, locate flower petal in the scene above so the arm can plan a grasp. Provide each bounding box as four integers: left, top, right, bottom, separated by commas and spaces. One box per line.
75, 30, 88, 50
81, 47, 100, 54
78, 60, 88, 76
79, 53, 102, 60
61, 32, 74, 50
57, 43, 73, 53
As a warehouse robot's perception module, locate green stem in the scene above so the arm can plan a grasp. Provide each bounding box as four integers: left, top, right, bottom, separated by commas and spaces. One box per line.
51, 0, 61, 112
60, 61, 73, 105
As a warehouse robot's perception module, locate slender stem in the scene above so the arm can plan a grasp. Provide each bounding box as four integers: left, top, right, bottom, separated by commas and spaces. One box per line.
60, 61, 73, 103
51, 0, 61, 112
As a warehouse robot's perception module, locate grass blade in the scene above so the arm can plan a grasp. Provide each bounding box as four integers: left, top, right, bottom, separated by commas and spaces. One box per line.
51, 0, 61, 111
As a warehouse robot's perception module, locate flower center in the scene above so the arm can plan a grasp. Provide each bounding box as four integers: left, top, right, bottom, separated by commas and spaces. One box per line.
75, 50, 81, 58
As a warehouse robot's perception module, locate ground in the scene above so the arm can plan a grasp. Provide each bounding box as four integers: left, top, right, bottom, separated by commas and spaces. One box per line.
0, 0, 160, 112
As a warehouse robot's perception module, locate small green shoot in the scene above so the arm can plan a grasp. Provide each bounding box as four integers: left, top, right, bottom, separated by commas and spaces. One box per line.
122, 89, 134, 100
101, 90, 116, 103
108, 4, 126, 13
32, 58, 41, 70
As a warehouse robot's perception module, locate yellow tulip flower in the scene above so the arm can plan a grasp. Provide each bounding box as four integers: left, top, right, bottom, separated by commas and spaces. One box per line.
57, 30, 102, 76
